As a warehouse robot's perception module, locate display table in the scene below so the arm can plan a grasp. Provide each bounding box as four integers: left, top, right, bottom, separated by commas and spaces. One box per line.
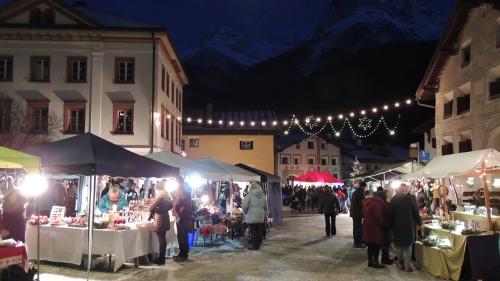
0, 246, 28, 272
416, 224, 497, 281
452, 211, 500, 230
25, 224, 158, 272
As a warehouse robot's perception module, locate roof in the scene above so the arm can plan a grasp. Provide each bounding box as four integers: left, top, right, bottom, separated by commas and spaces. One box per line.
349, 161, 423, 181
235, 163, 280, 183
183, 110, 281, 134
416, 0, 500, 101
276, 133, 338, 152
412, 118, 435, 135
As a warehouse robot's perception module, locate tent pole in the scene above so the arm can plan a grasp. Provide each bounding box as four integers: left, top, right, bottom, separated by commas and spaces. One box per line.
36, 194, 41, 281
480, 161, 494, 232
87, 174, 96, 280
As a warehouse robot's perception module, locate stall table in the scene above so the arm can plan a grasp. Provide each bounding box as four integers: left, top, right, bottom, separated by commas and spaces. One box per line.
452, 211, 500, 230
415, 224, 499, 281
26, 224, 158, 272
0, 246, 28, 272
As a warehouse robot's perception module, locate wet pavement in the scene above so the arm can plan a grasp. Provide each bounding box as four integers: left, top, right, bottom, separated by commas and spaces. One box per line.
38, 213, 439, 281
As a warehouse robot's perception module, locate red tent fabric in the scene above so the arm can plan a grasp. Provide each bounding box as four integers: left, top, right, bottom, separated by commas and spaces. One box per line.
295, 171, 343, 184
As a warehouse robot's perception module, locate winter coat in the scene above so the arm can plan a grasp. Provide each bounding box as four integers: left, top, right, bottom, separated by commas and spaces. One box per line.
174, 190, 193, 230
99, 192, 128, 212
416, 191, 429, 209
242, 183, 267, 224
319, 193, 340, 216
389, 194, 422, 247
149, 195, 173, 233
349, 188, 365, 219
362, 197, 385, 244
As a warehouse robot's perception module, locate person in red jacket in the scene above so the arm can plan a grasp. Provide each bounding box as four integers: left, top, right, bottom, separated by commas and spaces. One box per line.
173, 180, 193, 261
362, 191, 386, 268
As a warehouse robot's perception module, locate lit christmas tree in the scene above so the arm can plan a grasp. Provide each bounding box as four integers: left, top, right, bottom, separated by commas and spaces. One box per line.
350, 157, 364, 185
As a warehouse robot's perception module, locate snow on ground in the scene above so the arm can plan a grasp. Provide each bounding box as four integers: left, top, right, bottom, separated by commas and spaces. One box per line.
38, 213, 439, 281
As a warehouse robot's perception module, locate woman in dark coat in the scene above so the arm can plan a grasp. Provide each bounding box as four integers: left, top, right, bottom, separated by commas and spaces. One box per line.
149, 182, 173, 265
319, 188, 340, 237
362, 191, 385, 268
389, 183, 422, 272
1, 177, 27, 242
173, 182, 193, 261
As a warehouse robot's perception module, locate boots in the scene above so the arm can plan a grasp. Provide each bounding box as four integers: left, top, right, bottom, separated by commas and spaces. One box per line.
371, 258, 386, 269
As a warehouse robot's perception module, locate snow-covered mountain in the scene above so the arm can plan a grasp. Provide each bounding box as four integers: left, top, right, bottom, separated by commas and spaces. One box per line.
182, 27, 290, 67
303, 0, 451, 69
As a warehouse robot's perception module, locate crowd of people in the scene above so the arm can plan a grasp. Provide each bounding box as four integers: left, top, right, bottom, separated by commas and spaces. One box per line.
283, 185, 350, 214
350, 181, 422, 272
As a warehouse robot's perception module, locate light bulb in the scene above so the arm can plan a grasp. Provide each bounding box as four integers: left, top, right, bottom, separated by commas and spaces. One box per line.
406, 99, 412, 105
261, 121, 267, 126
207, 119, 213, 124
360, 110, 366, 115
218, 120, 223, 125
372, 107, 377, 113
349, 112, 355, 117
327, 116, 333, 121
229, 121, 234, 126
383, 105, 389, 110
284, 130, 289, 135
394, 102, 400, 107
272, 121, 278, 126
186, 117, 192, 123
338, 114, 343, 119
283, 120, 289, 125
315, 117, 321, 122
250, 121, 255, 126
197, 118, 202, 124
389, 130, 395, 135
335, 132, 340, 137
240, 121, 245, 126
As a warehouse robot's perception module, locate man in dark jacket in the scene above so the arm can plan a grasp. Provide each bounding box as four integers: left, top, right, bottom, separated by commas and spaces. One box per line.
173, 181, 193, 261
350, 181, 366, 248
319, 188, 340, 237
389, 183, 422, 272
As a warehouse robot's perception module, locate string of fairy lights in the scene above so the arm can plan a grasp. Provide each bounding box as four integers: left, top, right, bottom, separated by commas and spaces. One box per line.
183, 98, 413, 138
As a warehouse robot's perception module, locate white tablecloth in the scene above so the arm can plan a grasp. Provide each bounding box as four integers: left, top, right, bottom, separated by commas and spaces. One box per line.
26, 224, 160, 272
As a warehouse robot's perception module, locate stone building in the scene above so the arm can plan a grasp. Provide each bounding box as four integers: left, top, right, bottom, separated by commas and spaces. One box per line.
0, 0, 188, 154
416, 0, 500, 155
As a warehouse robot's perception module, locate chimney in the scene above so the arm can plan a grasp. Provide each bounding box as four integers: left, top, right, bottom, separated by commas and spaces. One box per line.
206, 103, 213, 121
74, 0, 86, 7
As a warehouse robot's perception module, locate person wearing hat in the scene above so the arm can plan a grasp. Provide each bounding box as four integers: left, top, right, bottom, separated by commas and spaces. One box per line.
350, 181, 366, 248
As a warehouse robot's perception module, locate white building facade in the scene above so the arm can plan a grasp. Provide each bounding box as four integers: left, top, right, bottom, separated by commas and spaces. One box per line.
417, 1, 500, 155
277, 135, 342, 184
0, 0, 188, 155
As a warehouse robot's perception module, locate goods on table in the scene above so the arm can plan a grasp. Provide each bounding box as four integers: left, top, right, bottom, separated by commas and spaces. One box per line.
440, 221, 456, 231
94, 218, 110, 229
460, 228, 484, 235
422, 235, 437, 247
28, 215, 49, 225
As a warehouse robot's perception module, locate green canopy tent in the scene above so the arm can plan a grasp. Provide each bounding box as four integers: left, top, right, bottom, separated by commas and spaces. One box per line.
0, 146, 41, 174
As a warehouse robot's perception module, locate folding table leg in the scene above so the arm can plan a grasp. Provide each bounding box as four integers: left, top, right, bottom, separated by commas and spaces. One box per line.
108, 255, 112, 272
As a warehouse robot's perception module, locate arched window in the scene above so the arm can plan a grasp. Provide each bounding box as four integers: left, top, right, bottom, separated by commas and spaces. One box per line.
29, 8, 42, 25
42, 9, 55, 25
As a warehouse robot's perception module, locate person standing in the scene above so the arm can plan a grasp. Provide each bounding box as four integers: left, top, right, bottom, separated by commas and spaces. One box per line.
319, 188, 340, 237
298, 187, 306, 213
363, 191, 386, 268
148, 181, 173, 265
1, 177, 27, 242
173, 181, 193, 262
389, 183, 422, 272
242, 183, 267, 250
350, 181, 366, 248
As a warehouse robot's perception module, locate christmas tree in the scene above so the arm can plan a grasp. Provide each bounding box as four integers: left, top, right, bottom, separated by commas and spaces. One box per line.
350, 157, 364, 185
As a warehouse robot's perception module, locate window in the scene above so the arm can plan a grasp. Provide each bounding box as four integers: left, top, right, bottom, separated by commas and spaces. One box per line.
160, 106, 165, 138
42, 9, 55, 25
443, 100, 453, 119
30, 56, 50, 81
28, 101, 49, 133
171, 81, 174, 103
161, 65, 165, 92
115, 57, 135, 83
496, 19, 500, 48
294, 156, 300, 165
461, 44, 471, 67
431, 138, 437, 148
0, 100, 11, 132
240, 140, 254, 150
321, 157, 328, 166
281, 157, 289, 165
308, 157, 315, 165
295, 143, 300, 149
457, 93, 470, 115
331, 157, 337, 166
459, 139, 472, 153
64, 103, 85, 134
442, 142, 453, 155
489, 78, 500, 100
189, 138, 199, 148
29, 8, 41, 25
333, 173, 338, 178
0, 56, 13, 81
165, 111, 170, 141
166, 73, 170, 97
307, 141, 314, 149
113, 102, 134, 134
321, 142, 326, 149
67, 57, 87, 82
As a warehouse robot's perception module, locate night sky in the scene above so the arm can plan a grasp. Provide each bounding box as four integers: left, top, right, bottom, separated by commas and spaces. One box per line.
0, 0, 456, 52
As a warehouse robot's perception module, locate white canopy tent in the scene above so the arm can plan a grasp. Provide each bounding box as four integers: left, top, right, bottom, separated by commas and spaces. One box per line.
196, 158, 260, 182
403, 149, 500, 180
146, 151, 224, 179
403, 149, 500, 231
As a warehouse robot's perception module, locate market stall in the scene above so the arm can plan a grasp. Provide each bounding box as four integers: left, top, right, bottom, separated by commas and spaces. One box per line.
404, 149, 500, 281
25, 133, 179, 276
295, 171, 344, 187
349, 161, 423, 191
235, 163, 283, 225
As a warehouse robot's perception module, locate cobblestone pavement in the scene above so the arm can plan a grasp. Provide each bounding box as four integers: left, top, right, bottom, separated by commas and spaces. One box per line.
38, 213, 439, 281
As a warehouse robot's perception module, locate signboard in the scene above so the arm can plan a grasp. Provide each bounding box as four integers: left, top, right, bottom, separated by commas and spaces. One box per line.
409, 147, 419, 159
49, 206, 66, 221
420, 150, 430, 162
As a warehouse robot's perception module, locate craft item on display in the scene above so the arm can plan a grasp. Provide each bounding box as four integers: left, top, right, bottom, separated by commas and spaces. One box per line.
49, 206, 66, 225
28, 215, 49, 225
